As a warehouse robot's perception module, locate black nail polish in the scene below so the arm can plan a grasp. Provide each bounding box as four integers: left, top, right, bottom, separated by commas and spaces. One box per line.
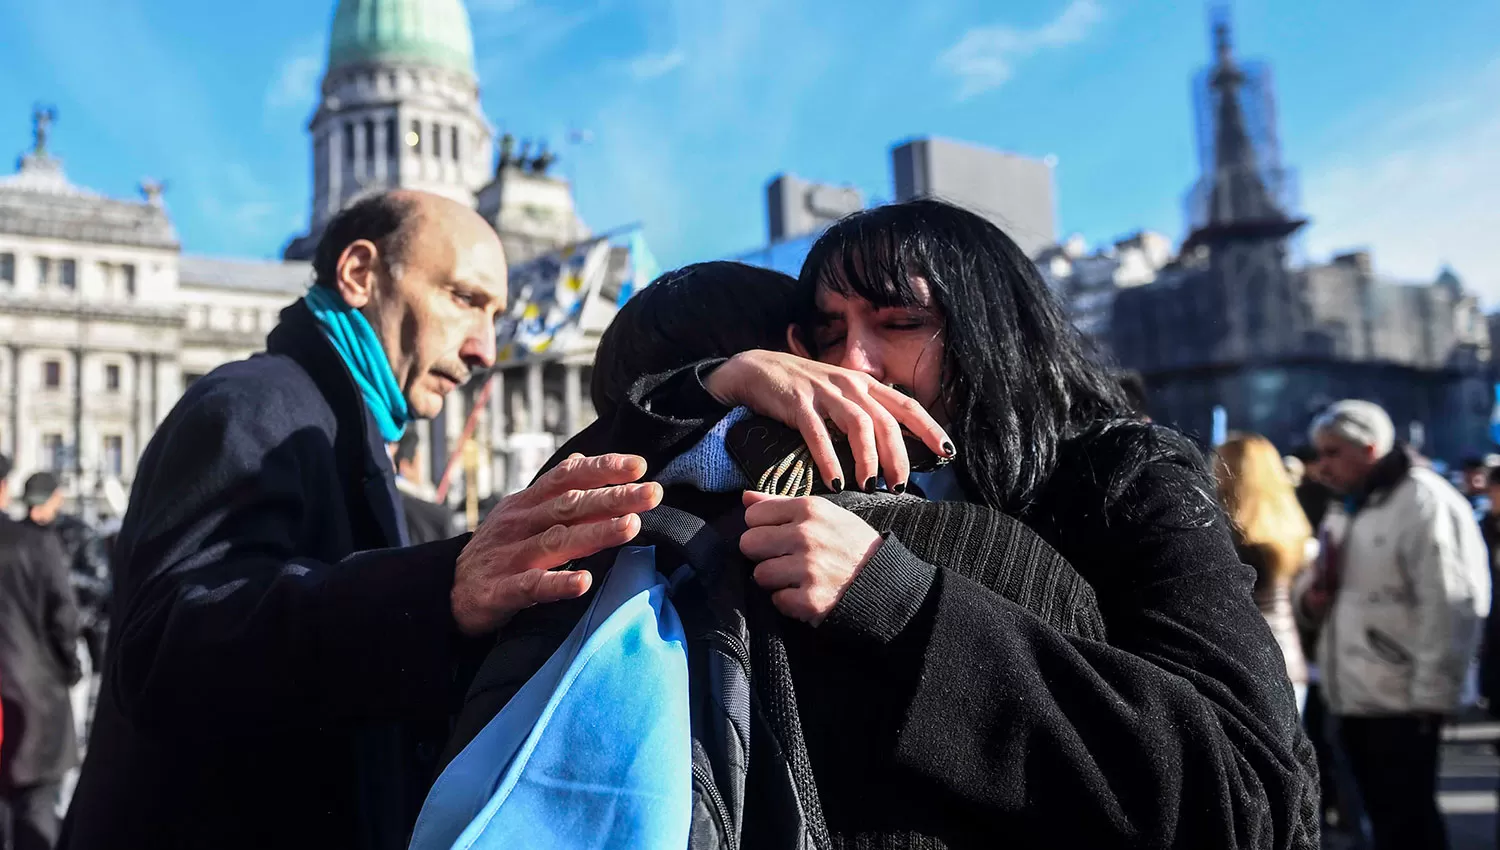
893, 482, 907, 495
863, 477, 877, 493
831, 478, 844, 493
941, 441, 956, 457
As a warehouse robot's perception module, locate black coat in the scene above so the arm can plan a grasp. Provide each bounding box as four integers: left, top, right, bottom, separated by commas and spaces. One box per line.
549, 362, 1318, 848
62, 301, 482, 850
398, 489, 460, 546
0, 514, 81, 788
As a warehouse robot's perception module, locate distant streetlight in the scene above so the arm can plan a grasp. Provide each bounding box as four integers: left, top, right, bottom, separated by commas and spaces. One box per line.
405, 131, 419, 147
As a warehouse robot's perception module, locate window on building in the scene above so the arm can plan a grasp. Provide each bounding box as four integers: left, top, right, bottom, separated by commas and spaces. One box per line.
42, 433, 64, 471
432, 122, 442, 159
37, 256, 52, 287
344, 122, 356, 164
105, 363, 121, 392
364, 119, 376, 176
409, 119, 421, 154
451, 126, 460, 162
43, 359, 61, 389
123, 264, 136, 296
184, 372, 206, 388
60, 258, 76, 291
103, 435, 124, 477
385, 117, 398, 162
0, 252, 13, 286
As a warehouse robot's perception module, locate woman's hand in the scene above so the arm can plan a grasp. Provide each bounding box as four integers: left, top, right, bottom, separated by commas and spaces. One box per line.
738, 491, 884, 626
705, 350, 952, 492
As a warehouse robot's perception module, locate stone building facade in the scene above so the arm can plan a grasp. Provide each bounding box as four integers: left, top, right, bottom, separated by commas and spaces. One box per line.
0, 123, 307, 516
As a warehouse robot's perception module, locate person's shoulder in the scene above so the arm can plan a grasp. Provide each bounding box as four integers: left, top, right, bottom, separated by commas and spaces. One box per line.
169, 352, 332, 434
0, 515, 65, 558
0, 512, 24, 543
1405, 466, 1477, 518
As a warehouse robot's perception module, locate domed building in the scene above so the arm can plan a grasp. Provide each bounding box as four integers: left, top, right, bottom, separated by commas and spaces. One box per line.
284, 0, 496, 258
1, 0, 596, 515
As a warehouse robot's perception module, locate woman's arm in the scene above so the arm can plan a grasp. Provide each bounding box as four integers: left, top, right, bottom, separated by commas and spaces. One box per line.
753, 460, 1317, 847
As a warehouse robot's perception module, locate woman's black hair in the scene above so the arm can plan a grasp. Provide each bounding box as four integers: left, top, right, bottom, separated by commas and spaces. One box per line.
591, 261, 798, 420
796, 199, 1211, 516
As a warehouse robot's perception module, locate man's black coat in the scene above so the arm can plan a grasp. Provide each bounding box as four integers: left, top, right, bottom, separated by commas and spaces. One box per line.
62, 301, 479, 850
0, 514, 81, 789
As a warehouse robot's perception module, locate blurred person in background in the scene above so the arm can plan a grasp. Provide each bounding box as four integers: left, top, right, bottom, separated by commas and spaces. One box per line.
1290, 443, 1335, 531
390, 431, 461, 545
1297, 399, 1489, 850
1214, 433, 1313, 712
0, 454, 82, 850
1459, 456, 1492, 519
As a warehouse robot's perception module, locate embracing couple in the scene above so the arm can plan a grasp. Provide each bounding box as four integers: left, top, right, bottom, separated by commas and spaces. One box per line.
454, 199, 1321, 848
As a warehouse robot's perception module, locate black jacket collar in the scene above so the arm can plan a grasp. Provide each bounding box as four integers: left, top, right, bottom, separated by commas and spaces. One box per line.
267, 298, 407, 548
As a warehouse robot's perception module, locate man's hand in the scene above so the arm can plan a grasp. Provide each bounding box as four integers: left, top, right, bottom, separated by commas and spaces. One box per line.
452, 453, 663, 636
738, 490, 884, 626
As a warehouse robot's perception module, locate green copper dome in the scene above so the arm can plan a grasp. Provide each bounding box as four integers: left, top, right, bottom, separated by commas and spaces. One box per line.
327, 0, 476, 77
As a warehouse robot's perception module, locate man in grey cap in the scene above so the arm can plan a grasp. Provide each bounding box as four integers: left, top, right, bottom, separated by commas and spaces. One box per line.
1298, 399, 1489, 850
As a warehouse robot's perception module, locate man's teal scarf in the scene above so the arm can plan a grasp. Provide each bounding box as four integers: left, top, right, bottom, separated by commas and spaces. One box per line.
304, 285, 409, 442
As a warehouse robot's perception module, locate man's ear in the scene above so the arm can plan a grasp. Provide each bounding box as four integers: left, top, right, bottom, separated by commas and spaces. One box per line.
786, 325, 812, 359
335, 239, 381, 308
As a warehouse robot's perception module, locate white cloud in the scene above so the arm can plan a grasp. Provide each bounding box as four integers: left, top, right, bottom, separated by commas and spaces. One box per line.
625, 49, 686, 81
1302, 58, 1500, 306
937, 0, 1103, 100
264, 42, 323, 114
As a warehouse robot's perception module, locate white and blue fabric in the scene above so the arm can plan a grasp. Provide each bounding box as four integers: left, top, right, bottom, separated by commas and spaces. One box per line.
409, 547, 691, 850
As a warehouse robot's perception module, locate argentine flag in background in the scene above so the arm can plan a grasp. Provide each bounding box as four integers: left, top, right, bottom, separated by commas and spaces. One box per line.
618, 228, 662, 307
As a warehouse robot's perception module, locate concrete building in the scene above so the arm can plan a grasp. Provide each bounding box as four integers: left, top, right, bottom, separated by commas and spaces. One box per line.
765, 173, 863, 243
892, 136, 1057, 258
1107, 13, 1492, 460
1037, 230, 1172, 350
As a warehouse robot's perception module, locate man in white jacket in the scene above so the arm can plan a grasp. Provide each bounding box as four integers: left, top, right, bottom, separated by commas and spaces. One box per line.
1298, 399, 1490, 850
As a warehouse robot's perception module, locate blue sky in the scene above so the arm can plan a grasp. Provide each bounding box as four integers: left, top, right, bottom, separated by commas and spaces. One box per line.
4, 0, 1499, 301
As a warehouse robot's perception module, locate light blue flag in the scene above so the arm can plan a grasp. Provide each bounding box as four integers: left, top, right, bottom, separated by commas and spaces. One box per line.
1211, 405, 1228, 447
618, 228, 662, 307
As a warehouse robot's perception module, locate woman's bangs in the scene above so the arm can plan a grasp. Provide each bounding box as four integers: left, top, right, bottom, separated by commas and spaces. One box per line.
808, 220, 926, 310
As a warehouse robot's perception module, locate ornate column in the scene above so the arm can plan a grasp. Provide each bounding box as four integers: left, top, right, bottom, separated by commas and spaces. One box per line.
73, 346, 85, 489
563, 363, 582, 436
7, 344, 20, 462
488, 368, 506, 494
131, 351, 144, 473
374, 116, 388, 184
526, 362, 543, 433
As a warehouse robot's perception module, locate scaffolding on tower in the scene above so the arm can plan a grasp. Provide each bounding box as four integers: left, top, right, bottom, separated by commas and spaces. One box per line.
1182, 5, 1306, 252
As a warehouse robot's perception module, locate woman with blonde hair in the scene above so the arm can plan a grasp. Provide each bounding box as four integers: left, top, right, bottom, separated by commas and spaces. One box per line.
1215, 433, 1315, 710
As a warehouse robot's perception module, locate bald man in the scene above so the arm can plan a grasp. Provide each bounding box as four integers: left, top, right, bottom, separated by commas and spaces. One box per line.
62, 192, 659, 850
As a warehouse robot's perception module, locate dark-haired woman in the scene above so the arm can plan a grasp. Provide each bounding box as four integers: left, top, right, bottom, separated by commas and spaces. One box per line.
611, 200, 1318, 848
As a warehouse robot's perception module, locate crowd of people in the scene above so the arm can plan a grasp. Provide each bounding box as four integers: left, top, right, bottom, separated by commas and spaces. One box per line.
0, 187, 1495, 849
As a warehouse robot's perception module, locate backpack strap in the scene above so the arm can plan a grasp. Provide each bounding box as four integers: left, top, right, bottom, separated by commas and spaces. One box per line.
636, 504, 741, 581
